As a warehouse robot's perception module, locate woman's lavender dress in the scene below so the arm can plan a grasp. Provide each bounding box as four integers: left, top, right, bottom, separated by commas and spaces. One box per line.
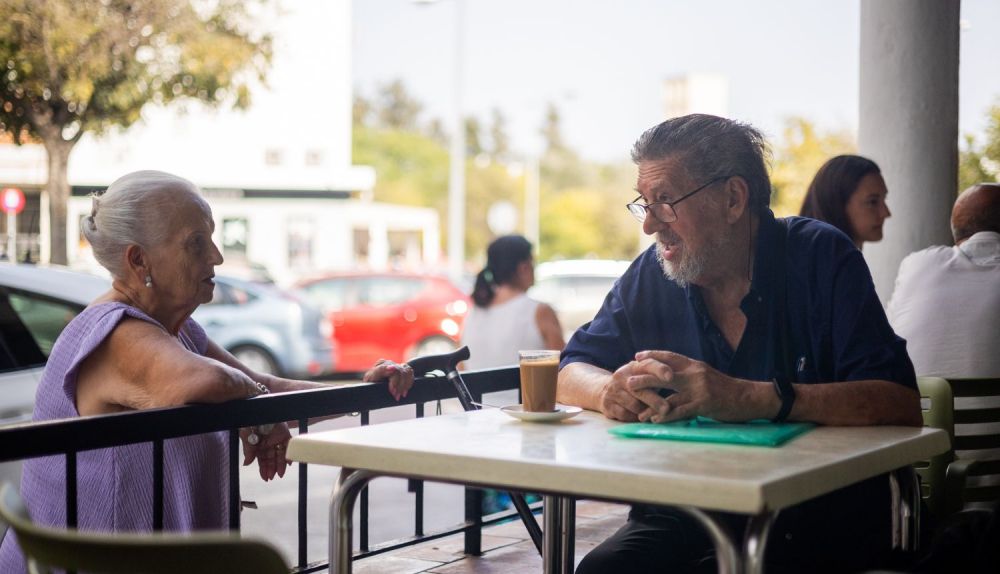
0, 302, 230, 572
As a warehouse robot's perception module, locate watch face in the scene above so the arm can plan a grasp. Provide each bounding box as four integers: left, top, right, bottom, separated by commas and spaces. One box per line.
248, 433, 260, 446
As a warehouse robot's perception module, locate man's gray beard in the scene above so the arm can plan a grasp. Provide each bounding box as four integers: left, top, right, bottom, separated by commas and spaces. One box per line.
655, 232, 729, 288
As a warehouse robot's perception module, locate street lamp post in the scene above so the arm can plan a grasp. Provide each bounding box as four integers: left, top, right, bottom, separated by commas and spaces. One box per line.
447, 0, 466, 282
416, 0, 466, 281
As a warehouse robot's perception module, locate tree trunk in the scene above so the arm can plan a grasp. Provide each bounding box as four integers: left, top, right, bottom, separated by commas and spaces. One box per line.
42, 139, 74, 265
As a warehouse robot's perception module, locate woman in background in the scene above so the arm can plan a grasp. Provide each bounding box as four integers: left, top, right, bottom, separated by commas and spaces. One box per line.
459, 234, 563, 514
460, 235, 564, 370
800, 154, 892, 249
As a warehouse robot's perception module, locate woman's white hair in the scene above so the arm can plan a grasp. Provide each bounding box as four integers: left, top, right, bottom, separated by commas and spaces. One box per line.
82, 170, 208, 278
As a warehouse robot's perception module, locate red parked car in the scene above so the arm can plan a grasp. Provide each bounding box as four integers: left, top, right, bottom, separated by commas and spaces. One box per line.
295, 272, 470, 373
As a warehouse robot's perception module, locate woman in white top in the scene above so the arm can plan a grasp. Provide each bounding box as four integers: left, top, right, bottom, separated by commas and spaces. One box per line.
461, 235, 564, 369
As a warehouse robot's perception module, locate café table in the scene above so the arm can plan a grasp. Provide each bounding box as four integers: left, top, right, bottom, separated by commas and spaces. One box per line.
286, 408, 948, 574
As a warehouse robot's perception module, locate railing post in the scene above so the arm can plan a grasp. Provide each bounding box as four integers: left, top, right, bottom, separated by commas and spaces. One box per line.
298, 417, 309, 569
66, 451, 77, 529
360, 411, 370, 552
229, 429, 240, 531
412, 402, 425, 537
153, 439, 164, 531
464, 486, 483, 555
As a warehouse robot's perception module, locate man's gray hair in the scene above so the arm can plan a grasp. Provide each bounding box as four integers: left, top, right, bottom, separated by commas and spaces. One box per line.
631, 114, 772, 214
82, 170, 206, 278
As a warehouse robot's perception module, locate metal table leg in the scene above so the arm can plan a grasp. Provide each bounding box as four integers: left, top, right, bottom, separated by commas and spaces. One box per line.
542, 495, 564, 574
330, 469, 377, 574
560, 497, 576, 574
677, 506, 742, 574
743, 511, 776, 574
893, 466, 922, 552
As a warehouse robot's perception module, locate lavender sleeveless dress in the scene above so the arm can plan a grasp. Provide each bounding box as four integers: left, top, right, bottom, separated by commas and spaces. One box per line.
0, 302, 230, 572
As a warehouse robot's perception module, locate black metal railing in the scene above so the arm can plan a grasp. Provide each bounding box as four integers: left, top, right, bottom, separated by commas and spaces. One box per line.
0, 366, 526, 572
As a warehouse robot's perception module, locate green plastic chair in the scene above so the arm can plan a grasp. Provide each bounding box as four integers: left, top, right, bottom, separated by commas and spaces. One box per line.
0, 483, 288, 574
916, 376, 1000, 519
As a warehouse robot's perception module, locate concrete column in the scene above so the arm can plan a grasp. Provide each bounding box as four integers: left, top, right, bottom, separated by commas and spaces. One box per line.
858, 0, 960, 303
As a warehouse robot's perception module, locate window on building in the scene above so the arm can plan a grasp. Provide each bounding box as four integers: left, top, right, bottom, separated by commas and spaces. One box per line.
305, 149, 324, 166
387, 230, 423, 269
287, 217, 316, 269
222, 218, 249, 256
265, 148, 284, 166
352, 227, 370, 267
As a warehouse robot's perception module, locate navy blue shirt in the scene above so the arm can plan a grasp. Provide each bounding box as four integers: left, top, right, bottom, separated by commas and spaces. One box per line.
561, 212, 915, 562
562, 210, 916, 390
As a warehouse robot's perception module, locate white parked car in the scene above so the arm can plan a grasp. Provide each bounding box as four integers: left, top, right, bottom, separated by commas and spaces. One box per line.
0, 264, 109, 527
529, 259, 632, 341
0, 264, 109, 428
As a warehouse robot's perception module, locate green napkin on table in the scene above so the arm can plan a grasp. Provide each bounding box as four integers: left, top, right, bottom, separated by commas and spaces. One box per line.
609, 417, 814, 447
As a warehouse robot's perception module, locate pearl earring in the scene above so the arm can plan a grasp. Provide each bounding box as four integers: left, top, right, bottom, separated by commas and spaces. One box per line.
144, 275, 152, 288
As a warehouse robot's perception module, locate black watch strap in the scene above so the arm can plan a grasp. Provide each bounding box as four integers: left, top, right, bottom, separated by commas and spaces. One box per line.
772, 375, 795, 423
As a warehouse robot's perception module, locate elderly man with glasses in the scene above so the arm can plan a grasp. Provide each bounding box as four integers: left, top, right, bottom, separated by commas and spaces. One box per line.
558, 114, 922, 573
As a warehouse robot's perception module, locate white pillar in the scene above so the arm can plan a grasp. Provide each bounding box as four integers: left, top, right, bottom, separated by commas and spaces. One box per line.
858, 0, 960, 303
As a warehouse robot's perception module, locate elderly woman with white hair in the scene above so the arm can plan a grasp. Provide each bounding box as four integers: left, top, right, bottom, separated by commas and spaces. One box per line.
0, 170, 413, 572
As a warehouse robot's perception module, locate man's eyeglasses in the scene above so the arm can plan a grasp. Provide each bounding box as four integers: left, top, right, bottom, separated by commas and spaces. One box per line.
626, 175, 732, 223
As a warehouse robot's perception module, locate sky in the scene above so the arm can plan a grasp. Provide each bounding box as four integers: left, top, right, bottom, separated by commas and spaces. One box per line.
353, 0, 1000, 163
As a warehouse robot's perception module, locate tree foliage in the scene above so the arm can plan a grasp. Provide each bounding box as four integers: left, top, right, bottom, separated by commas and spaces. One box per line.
958, 102, 1000, 193
352, 83, 639, 264
769, 117, 856, 216
488, 107, 510, 162
374, 78, 423, 132
0, 0, 271, 263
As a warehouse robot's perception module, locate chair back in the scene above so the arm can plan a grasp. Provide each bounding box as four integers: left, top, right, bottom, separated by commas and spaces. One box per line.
948, 377, 1000, 506
0, 484, 288, 574
916, 376, 1000, 519
916, 376, 956, 518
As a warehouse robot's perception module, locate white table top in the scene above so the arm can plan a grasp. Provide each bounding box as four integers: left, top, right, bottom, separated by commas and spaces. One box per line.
287, 408, 948, 514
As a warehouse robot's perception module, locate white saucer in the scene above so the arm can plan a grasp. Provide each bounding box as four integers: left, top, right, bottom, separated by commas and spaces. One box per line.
501, 404, 583, 423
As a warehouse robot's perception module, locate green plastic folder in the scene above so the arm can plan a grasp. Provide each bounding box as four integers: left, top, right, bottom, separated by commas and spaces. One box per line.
609, 417, 814, 447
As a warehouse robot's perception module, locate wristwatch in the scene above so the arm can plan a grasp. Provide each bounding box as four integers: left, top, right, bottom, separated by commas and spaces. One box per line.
246, 423, 275, 446
771, 375, 796, 423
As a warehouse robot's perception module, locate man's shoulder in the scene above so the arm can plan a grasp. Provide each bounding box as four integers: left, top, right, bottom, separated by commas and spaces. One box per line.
779, 216, 859, 268
900, 244, 953, 266
781, 215, 854, 249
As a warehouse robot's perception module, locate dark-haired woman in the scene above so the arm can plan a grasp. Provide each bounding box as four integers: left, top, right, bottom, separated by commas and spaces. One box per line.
460, 235, 564, 370
800, 154, 892, 249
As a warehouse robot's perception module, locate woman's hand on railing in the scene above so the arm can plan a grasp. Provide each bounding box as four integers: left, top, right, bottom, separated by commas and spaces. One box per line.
364, 359, 414, 401
240, 422, 293, 481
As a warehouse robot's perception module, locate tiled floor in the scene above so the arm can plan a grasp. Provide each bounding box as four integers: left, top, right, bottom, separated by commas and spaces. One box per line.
352, 501, 629, 574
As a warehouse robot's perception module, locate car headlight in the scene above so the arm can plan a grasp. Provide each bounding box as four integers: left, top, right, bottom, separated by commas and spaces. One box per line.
440, 318, 460, 337
446, 299, 468, 316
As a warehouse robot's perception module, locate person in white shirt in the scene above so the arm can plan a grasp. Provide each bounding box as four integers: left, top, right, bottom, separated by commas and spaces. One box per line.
460, 235, 564, 370
887, 183, 1000, 377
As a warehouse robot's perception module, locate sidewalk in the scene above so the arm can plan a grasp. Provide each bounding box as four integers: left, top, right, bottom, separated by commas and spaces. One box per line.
353, 500, 628, 574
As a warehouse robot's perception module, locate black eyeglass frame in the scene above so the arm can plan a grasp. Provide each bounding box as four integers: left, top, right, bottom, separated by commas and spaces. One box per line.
626, 175, 733, 223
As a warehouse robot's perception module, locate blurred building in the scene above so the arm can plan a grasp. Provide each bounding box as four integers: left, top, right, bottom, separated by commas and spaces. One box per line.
663, 73, 729, 119
0, 0, 440, 283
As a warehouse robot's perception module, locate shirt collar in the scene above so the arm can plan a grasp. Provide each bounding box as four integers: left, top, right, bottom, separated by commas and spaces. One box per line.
744, 209, 781, 308
958, 231, 1000, 266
